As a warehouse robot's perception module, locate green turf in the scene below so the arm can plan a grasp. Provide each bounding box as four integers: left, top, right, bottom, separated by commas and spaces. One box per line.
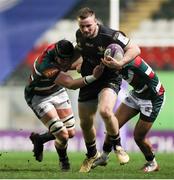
0, 151, 173, 179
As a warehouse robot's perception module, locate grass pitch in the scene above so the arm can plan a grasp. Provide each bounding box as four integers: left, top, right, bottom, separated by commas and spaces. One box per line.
0, 151, 173, 179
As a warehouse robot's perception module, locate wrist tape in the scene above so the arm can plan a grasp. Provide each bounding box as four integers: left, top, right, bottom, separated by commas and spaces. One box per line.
84, 75, 96, 85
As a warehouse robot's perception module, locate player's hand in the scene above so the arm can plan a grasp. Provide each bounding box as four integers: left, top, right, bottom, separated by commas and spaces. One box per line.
93, 63, 104, 79
101, 56, 123, 70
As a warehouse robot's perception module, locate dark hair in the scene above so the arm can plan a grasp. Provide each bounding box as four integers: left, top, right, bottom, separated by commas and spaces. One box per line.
77, 7, 95, 19
55, 39, 74, 59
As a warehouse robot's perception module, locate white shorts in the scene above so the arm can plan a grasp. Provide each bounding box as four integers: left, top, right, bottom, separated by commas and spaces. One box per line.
123, 91, 165, 122
30, 90, 75, 129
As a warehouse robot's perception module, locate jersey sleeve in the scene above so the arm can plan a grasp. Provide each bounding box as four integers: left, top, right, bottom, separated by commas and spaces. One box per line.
35, 56, 60, 80
112, 31, 130, 49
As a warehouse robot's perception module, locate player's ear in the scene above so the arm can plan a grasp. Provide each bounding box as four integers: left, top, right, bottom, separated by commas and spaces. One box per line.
94, 18, 98, 24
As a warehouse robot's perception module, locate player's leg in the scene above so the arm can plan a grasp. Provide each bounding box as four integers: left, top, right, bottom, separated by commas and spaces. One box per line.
30, 104, 75, 168
134, 119, 159, 172
30, 130, 56, 162
78, 100, 100, 172
29, 96, 59, 162
134, 94, 165, 172
29, 132, 45, 162
41, 110, 70, 171
97, 88, 129, 165
30, 131, 55, 145
54, 98, 76, 171
93, 102, 138, 168
29, 93, 71, 171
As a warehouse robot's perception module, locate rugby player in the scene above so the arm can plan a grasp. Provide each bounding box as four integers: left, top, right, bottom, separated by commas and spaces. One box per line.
93, 55, 165, 173
74, 7, 141, 172
25, 39, 103, 171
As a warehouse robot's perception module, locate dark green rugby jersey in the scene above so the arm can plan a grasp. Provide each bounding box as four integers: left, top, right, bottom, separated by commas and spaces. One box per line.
121, 56, 165, 99
25, 43, 63, 99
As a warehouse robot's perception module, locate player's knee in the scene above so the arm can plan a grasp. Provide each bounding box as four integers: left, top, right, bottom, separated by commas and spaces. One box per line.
64, 116, 75, 130
99, 107, 112, 120
45, 118, 71, 143
80, 120, 93, 130
55, 128, 69, 144
45, 118, 65, 136
68, 129, 75, 138
55, 135, 68, 148
134, 133, 144, 145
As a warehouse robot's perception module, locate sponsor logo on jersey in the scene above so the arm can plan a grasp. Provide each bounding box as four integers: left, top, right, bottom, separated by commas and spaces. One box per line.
117, 33, 129, 45
98, 46, 105, 55
43, 68, 59, 78
85, 42, 94, 47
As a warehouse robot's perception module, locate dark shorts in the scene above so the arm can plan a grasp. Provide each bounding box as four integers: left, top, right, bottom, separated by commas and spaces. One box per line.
78, 75, 122, 102
141, 94, 165, 122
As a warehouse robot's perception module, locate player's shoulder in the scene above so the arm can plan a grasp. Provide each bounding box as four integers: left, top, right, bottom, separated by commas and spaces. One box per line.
99, 25, 127, 40
36, 51, 58, 76
46, 43, 55, 51
36, 58, 60, 79
76, 29, 82, 37
99, 25, 116, 37
37, 43, 55, 63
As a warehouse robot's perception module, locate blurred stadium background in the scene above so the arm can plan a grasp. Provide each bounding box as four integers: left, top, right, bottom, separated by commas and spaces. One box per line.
0, 0, 173, 153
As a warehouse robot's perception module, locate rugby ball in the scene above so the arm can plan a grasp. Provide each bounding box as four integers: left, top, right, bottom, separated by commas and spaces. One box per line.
104, 44, 124, 61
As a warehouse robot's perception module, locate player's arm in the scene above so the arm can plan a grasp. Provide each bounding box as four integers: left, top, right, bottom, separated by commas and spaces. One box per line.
122, 40, 141, 66
70, 47, 82, 71
102, 41, 140, 70
70, 57, 83, 73
54, 64, 104, 90
108, 31, 141, 70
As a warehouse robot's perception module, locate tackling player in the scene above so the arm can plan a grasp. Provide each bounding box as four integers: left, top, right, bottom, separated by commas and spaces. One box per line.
92, 55, 165, 173
25, 39, 103, 171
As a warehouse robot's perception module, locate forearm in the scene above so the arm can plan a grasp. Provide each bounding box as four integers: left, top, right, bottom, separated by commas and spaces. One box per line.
54, 72, 96, 90
66, 78, 86, 90
67, 75, 96, 90
121, 43, 141, 66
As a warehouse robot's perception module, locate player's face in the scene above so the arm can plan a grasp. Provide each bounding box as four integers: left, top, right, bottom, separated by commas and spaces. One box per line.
78, 15, 98, 38
55, 56, 72, 71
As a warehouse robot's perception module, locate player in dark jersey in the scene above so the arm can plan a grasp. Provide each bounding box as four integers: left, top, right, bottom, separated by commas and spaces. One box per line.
73, 7, 141, 173
92, 55, 165, 173
24, 39, 103, 171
